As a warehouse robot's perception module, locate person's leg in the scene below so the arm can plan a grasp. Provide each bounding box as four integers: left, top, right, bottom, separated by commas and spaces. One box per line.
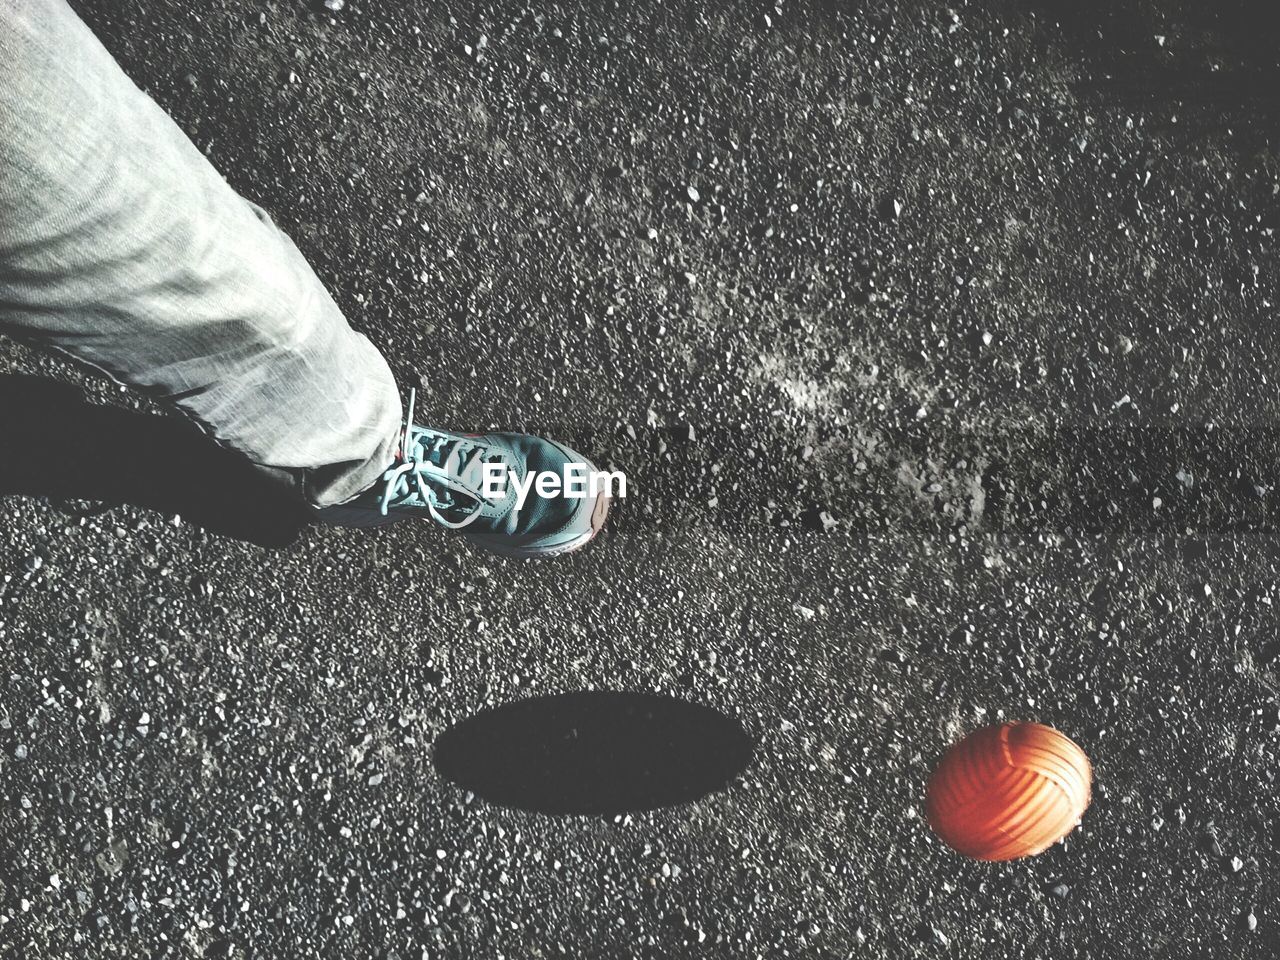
0, 0, 612, 555
0, 0, 401, 507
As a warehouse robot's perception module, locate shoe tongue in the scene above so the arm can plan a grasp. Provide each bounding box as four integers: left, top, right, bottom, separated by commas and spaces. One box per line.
411, 432, 492, 492
400, 430, 491, 519
413, 430, 478, 470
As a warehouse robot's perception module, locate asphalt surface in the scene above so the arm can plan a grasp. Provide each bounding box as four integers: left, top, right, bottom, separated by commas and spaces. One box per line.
4, 0, 1280, 956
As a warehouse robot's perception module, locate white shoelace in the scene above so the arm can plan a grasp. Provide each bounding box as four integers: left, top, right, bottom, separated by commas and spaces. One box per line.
378, 388, 491, 530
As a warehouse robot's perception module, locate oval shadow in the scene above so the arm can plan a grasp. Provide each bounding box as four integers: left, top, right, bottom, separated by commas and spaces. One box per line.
433, 691, 755, 815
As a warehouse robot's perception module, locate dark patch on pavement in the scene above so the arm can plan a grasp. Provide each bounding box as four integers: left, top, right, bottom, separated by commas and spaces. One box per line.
434, 690, 755, 815
0, 373, 308, 547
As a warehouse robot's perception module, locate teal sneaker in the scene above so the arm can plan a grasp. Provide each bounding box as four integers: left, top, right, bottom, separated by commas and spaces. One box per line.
317, 391, 611, 558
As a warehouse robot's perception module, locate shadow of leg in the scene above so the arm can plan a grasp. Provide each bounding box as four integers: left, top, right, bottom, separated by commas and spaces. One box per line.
0, 374, 310, 547
433, 691, 756, 815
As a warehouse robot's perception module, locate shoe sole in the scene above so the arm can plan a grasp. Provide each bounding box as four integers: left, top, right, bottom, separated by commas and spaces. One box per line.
464, 486, 610, 559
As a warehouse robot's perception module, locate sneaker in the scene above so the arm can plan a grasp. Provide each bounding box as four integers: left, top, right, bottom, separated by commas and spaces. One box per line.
316, 390, 610, 558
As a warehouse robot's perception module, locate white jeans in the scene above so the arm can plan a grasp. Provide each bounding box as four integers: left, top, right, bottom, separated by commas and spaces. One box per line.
0, 0, 402, 506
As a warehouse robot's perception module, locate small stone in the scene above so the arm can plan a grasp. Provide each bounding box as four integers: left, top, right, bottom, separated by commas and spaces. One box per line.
323, 0, 344, 11
801, 507, 838, 532
686, 185, 700, 202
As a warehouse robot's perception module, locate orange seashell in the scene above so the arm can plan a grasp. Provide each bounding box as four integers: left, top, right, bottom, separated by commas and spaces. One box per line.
926, 722, 1091, 861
